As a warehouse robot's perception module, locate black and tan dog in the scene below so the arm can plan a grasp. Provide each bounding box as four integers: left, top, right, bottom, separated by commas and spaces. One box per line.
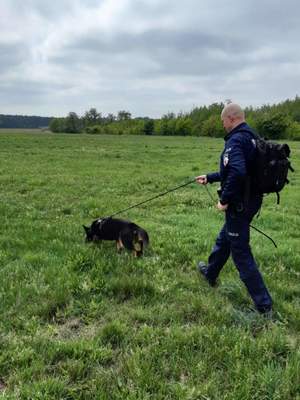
83, 217, 149, 257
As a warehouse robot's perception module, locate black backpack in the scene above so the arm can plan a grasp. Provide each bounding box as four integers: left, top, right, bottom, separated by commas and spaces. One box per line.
250, 133, 294, 203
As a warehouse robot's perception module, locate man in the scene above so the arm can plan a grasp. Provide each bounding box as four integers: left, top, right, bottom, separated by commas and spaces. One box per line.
196, 102, 272, 314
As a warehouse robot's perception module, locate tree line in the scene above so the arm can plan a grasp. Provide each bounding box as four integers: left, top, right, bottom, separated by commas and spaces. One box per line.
0, 114, 52, 129
49, 96, 300, 140
2, 96, 300, 140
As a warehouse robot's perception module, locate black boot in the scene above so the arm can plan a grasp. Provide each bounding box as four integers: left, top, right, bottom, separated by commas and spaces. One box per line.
197, 262, 217, 287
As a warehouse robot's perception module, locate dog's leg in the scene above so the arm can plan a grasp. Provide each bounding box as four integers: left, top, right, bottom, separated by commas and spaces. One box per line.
139, 239, 143, 256
116, 239, 125, 253
133, 238, 143, 257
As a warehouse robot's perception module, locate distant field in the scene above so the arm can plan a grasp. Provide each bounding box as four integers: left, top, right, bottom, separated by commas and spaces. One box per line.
0, 132, 299, 399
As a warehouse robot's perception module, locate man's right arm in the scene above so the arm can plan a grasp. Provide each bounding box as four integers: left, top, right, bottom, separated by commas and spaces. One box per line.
207, 172, 221, 183
196, 172, 220, 185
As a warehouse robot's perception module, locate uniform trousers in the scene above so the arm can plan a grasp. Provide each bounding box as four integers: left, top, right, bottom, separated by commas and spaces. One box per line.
206, 196, 272, 312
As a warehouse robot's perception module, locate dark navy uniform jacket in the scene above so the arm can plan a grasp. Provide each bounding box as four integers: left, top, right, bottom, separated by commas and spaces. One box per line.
207, 122, 259, 206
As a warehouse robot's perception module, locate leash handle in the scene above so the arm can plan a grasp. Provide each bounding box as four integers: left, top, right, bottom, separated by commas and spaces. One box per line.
109, 178, 197, 218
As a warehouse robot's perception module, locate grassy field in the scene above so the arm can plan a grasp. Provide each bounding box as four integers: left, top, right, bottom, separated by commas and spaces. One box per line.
0, 132, 299, 399
0, 129, 49, 134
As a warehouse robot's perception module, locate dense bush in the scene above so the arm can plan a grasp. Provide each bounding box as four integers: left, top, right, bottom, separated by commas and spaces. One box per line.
201, 115, 224, 138
255, 111, 291, 140
286, 121, 300, 141
84, 119, 145, 136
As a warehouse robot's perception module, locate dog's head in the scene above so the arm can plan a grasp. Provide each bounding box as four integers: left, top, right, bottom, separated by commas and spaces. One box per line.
83, 218, 108, 242
83, 225, 93, 242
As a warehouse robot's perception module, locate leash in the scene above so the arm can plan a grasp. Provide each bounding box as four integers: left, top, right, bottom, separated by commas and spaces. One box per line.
205, 185, 277, 248
107, 177, 277, 248
109, 178, 197, 218
248, 224, 277, 248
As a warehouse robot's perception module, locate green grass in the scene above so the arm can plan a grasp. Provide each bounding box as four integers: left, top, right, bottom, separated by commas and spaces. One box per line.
0, 132, 299, 399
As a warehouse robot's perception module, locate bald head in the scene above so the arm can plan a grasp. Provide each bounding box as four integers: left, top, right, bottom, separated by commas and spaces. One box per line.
221, 103, 245, 133
221, 103, 245, 120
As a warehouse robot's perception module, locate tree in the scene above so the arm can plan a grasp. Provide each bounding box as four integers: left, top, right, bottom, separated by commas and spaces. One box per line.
175, 117, 192, 136
65, 112, 82, 133
83, 108, 102, 127
143, 119, 154, 135
117, 111, 131, 121
156, 113, 176, 136
162, 112, 176, 120
49, 117, 66, 133
105, 113, 116, 124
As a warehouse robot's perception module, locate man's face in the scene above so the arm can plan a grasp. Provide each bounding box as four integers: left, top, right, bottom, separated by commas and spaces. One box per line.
221, 115, 233, 133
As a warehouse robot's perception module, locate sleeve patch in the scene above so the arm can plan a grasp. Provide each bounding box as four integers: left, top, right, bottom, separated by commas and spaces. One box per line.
223, 153, 229, 166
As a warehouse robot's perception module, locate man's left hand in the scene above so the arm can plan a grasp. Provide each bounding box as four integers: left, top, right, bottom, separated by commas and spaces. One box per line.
217, 201, 228, 211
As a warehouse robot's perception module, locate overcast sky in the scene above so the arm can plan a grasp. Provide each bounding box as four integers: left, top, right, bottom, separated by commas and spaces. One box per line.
1, 0, 300, 118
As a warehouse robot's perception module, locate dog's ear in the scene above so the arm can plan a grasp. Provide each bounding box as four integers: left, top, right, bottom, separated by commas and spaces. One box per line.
83, 225, 90, 233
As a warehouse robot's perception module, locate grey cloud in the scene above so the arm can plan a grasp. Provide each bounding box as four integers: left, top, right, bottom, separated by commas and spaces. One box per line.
70, 30, 245, 55
0, 43, 28, 74
1, 0, 300, 117
0, 79, 71, 101
7, 0, 99, 18
51, 29, 255, 80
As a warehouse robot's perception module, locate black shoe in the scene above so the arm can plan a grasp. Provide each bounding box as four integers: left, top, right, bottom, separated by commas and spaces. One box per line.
257, 306, 273, 318
197, 262, 217, 287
